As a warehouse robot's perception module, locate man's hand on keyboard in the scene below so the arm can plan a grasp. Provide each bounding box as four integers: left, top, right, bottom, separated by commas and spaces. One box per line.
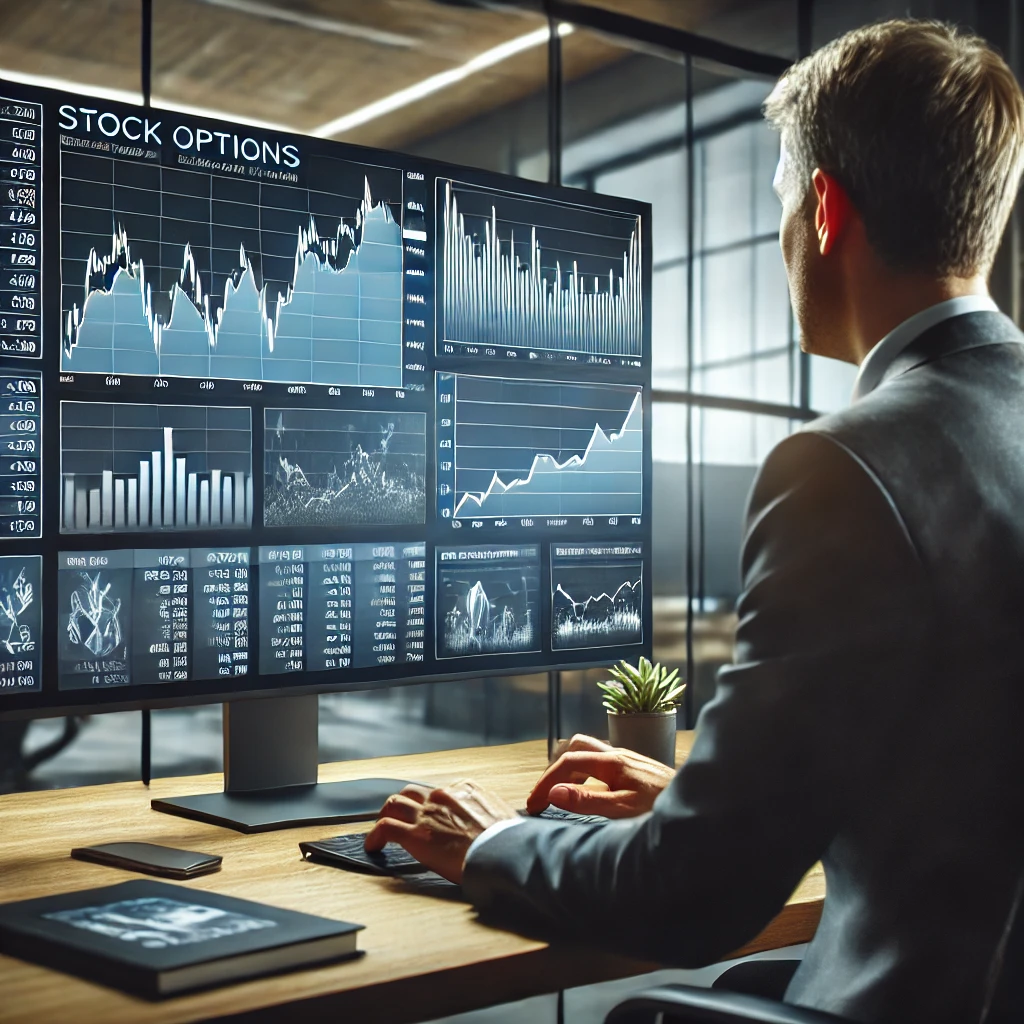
526, 734, 676, 819
365, 780, 519, 884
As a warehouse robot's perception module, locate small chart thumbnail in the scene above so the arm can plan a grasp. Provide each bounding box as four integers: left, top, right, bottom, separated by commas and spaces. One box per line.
60, 402, 253, 534
436, 544, 541, 659
61, 152, 404, 387
57, 550, 133, 690
264, 407, 425, 527
550, 544, 643, 650
0, 554, 42, 693
436, 373, 643, 521
438, 179, 642, 358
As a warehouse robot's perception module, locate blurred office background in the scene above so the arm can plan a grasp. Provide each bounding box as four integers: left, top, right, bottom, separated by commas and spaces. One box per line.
1, 0, 1020, 791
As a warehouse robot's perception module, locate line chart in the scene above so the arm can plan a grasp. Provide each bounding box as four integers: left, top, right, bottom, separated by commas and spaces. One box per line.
60, 151, 404, 386
438, 179, 642, 357
436, 373, 643, 521
550, 544, 643, 650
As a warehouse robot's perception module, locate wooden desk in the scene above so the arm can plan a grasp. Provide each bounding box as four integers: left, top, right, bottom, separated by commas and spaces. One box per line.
0, 736, 824, 1024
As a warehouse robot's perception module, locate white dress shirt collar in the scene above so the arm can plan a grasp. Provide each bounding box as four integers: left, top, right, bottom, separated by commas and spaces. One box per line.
851, 294, 999, 401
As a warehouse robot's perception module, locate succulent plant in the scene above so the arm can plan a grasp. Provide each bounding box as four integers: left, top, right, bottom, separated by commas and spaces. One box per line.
598, 657, 685, 714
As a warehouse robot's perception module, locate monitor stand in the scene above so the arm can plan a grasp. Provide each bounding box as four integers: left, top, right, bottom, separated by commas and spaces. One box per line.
151, 695, 419, 833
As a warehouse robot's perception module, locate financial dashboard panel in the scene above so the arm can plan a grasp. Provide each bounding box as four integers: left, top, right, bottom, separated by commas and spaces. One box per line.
0, 80, 652, 716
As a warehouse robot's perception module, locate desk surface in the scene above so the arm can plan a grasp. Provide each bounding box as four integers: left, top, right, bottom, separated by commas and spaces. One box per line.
0, 736, 824, 1024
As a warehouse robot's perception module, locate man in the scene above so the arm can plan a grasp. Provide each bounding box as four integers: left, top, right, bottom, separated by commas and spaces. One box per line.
368, 20, 1024, 1023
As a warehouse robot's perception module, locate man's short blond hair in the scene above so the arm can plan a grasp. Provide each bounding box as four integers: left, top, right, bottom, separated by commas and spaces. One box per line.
763, 19, 1024, 277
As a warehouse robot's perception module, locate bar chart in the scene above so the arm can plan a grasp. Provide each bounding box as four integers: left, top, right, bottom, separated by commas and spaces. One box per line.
60, 402, 252, 533
439, 179, 642, 357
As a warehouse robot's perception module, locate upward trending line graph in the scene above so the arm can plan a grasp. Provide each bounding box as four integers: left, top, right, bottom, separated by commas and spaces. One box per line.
453, 391, 642, 518
439, 374, 644, 521
60, 156, 404, 387
440, 179, 643, 357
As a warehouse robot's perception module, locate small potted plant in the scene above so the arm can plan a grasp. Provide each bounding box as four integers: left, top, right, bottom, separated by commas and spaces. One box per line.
598, 657, 685, 767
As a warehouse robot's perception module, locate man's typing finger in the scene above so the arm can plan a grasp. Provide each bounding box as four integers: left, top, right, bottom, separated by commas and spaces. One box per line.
363, 817, 418, 852
526, 751, 619, 813
548, 783, 642, 819
398, 784, 433, 803
376, 793, 424, 825
549, 734, 613, 761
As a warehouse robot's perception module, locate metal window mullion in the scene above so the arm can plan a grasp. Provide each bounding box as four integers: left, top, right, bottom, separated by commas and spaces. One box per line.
547, 14, 564, 755
684, 54, 697, 730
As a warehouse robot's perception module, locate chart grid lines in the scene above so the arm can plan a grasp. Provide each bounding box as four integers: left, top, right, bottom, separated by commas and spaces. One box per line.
440, 179, 642, 357
60, 401, 253, 534
60, 152, 405, 386
438, 373, 643, 521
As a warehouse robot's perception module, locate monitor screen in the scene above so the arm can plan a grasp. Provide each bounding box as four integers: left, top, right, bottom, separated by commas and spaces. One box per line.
0, 81, 652, 718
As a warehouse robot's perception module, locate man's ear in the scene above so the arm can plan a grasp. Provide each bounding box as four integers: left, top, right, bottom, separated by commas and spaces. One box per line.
812, 169, 852, 256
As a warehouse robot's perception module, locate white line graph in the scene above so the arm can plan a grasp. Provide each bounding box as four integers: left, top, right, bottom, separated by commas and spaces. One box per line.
438, 374, 643, 521
551, 552, 643, 650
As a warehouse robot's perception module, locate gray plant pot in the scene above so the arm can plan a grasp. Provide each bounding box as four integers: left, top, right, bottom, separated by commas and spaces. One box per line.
607, 709, 677, 767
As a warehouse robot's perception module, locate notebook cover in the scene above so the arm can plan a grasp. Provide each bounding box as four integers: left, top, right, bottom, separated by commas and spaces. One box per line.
0, 879, 363, 999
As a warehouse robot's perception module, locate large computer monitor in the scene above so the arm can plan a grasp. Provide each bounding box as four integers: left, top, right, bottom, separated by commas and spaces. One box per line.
0, 81, 652, 830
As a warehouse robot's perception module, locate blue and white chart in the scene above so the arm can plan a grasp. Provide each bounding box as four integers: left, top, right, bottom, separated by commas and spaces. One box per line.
264, 407, 426, 527
436, 544, 541, 659
60, 402, 253, 534
550, 543, 643, 650
60, 153, 404, 387
436, 373, 643, 522
439, 179, 642, 359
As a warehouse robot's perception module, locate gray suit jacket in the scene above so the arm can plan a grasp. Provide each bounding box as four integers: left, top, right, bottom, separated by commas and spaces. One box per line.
463, 311, 1024, 1024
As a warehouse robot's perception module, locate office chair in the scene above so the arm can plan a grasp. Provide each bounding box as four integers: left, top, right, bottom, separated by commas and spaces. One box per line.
604, 984, 850, 1024
605, 876, 1024, 1024
604, 960, 848, 1024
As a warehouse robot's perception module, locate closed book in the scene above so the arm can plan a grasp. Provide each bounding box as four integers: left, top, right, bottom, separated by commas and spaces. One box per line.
0, 879, 363, 999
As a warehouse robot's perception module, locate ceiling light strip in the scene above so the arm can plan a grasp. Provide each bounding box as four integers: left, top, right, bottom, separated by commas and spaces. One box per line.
311, 22, 574, 139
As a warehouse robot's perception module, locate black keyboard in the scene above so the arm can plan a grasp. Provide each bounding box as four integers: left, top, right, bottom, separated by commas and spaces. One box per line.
301, 809, 610, 877
527, 807, 610, 826
299, 833, 428, 875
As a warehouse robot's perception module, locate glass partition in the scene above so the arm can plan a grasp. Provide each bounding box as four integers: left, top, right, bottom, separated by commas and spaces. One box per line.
2, 1, 815, 789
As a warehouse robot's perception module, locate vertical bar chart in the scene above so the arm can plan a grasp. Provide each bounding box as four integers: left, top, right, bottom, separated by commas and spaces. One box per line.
60, 402, 252, 533
439, 179, 643, 358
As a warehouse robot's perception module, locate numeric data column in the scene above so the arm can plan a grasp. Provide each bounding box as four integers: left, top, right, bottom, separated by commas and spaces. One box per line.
192, 548, 251, 680
131, 549, 190, 684
306, 545, 354, 672
0, 371, 40, 538
0, 95, 41, 359
259, 546, 306, 675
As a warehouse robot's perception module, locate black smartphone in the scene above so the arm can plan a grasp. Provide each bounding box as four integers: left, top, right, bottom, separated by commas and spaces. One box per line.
70, 842, 222, 879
